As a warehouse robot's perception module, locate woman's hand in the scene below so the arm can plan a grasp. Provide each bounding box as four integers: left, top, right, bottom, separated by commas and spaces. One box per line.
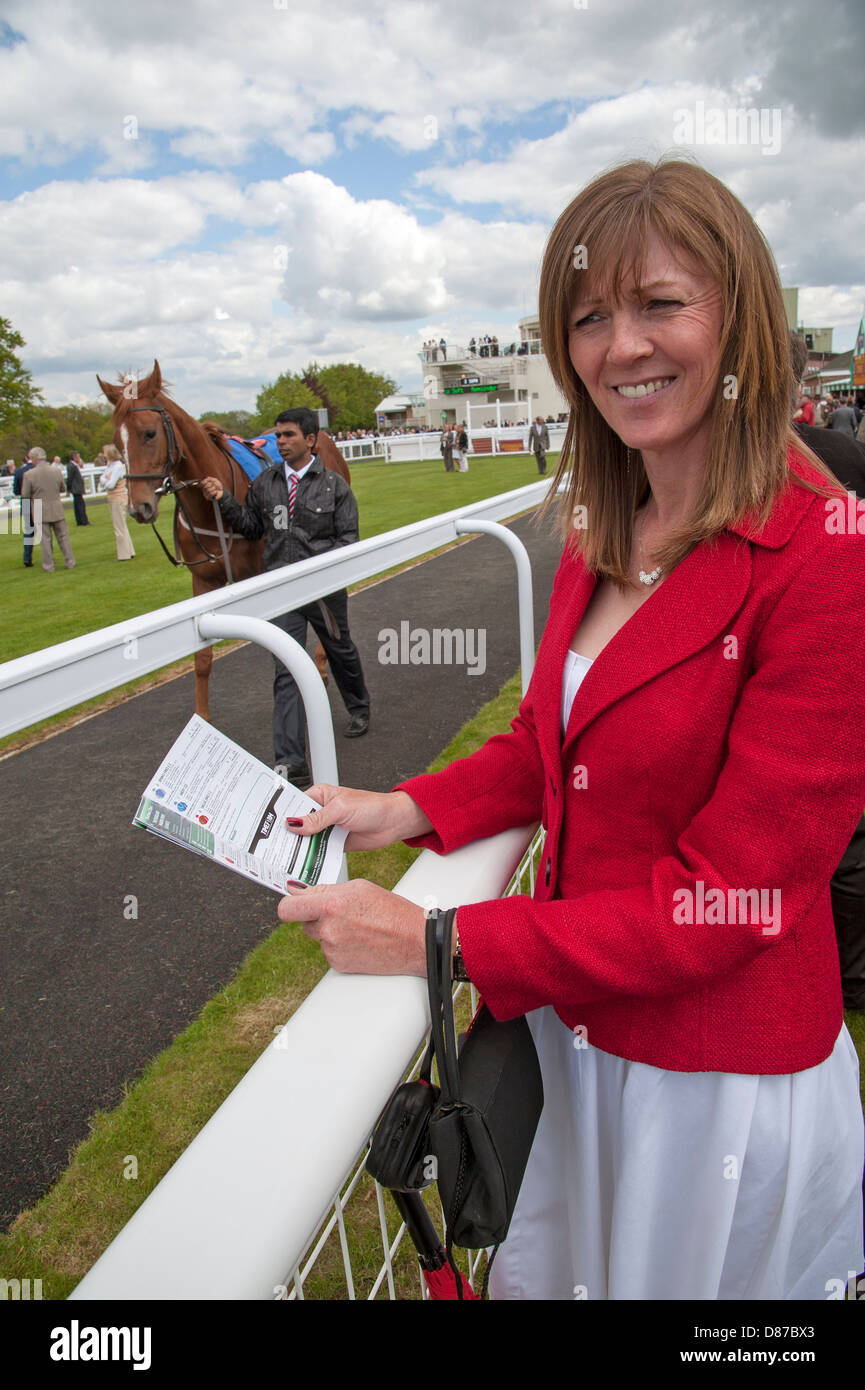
278, 879, 426, 976
286, 786, 432, 851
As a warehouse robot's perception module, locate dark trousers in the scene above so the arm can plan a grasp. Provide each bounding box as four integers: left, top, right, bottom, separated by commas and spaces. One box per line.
831, 815, 865, 1010
442, 447, 454, 472
72, 494, 89, 526
534, 449, 547, 474
271, 589, 370, 767
20, 502, 34, 564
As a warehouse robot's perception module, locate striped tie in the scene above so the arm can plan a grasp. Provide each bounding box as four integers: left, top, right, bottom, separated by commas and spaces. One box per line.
288, 472, 298, 516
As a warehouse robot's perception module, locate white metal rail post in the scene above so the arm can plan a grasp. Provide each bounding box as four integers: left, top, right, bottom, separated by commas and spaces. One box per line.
454, 518, 534, 694
196, 614, 339, 788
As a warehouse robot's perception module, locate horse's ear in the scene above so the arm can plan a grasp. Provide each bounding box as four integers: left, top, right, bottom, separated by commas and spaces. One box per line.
97, 373, 123, 406
150, 360, 163, 396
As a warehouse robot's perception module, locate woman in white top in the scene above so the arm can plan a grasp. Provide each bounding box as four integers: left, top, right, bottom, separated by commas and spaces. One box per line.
100, 443, 136, 561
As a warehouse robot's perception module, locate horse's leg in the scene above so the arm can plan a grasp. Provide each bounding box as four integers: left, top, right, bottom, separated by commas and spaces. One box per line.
194, 645, 214, 720
191, 574, 219, 721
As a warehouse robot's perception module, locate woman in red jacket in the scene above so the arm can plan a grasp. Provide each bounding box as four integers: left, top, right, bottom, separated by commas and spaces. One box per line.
280, 159, 865, 1300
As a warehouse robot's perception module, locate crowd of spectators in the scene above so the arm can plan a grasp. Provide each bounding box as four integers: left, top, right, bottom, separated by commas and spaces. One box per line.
422, 334, 543, 362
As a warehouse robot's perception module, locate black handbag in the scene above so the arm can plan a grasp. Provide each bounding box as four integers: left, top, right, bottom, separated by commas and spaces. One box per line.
367, 908, 543, 1292
425, 909, 543, 1253
366, 1049, 439, 1192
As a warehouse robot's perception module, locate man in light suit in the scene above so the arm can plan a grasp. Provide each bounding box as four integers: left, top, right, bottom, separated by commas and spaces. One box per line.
21, 447, 76, 572
528, 417, 550, 474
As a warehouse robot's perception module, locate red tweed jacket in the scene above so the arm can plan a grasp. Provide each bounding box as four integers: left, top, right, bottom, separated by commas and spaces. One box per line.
395, 458, 865, 1073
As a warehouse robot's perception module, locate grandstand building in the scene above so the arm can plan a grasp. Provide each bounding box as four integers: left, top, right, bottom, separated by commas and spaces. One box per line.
418, 315, 568, 428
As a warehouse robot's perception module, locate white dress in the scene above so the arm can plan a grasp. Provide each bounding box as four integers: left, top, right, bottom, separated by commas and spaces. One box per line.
490, 650, 864, 1300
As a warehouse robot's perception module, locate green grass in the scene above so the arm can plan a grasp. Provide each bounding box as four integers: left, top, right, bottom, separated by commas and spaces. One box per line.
0, 670, 527, 1300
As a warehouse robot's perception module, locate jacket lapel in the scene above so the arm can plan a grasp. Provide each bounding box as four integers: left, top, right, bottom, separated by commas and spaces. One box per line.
558, 531, 753, 758
536, 467, 821, 768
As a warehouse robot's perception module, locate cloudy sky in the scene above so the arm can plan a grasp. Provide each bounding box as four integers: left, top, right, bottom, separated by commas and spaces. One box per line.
2, 0, 863, 416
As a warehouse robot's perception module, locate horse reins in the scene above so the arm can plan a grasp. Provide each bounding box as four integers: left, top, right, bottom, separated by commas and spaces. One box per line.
124, 402, 237, 581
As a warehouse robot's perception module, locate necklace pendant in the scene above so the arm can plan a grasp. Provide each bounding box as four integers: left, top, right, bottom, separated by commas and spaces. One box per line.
639, 567, 662, 586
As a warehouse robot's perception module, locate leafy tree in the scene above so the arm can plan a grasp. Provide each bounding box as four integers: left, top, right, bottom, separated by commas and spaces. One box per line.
304, 361, 396, 432
197, 409, 258, 437
0, 400, 113, 464
0, 317, 43, 433
252, 362, 397, 434
252, 374, 323, 432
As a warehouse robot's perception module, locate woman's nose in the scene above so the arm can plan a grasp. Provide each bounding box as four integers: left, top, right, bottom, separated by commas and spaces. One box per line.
606, 310, 652, 364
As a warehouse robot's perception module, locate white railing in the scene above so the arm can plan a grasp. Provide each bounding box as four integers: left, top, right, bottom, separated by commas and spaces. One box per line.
0, 478, 551, 740
382, 425, 566, 463
333, 437, 385, 462
0, 464, 108, 514
2, 480, 552, 1299
69, 820, 545, 1300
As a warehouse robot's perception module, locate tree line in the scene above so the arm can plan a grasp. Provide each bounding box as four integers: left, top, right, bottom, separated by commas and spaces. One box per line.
0, 316, 396, 461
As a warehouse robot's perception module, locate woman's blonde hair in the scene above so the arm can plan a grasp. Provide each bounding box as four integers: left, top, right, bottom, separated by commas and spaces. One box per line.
103, 443, 121, 461
538, 157, 837, 584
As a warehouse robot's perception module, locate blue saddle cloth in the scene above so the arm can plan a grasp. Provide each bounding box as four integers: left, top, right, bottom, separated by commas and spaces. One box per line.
223, 431, 280, 481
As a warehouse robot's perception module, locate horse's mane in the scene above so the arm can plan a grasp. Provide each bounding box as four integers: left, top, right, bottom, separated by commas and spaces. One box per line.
199, 421, 237, 461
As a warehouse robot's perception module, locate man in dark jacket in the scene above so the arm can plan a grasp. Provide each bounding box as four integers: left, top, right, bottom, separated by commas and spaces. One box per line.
66, 451, 90, 526
201, 407, 370, 788
12, 455, 36, 565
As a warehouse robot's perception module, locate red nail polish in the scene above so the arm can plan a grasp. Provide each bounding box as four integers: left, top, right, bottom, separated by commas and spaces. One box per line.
286, 818, 304, 827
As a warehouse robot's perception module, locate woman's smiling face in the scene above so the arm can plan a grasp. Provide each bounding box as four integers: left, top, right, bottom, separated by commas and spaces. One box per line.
568, 229, 725, 465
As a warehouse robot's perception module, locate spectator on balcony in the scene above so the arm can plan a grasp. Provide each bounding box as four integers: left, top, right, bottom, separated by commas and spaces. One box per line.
491, 335, 499, 357
469, 337, 477, 355
280, 156, 865, 1304
438, 337, 447, 362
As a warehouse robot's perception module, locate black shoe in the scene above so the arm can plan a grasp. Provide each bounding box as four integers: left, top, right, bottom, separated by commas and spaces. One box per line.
277, 763, 312, 790
344, 711, 370, 738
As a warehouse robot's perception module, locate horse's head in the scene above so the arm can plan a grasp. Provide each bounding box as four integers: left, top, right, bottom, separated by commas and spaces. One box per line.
96, 360, 181, 524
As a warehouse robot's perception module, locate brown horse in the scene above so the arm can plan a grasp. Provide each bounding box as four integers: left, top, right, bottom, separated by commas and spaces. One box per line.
97, 361, 351, 719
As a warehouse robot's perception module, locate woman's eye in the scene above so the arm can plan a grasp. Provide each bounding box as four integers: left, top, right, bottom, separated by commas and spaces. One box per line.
646, 299, 680, 310
572, 312, 600, 329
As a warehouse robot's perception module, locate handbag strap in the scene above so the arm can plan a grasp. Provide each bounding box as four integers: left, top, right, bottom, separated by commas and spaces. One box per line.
425, 909, 461, 1104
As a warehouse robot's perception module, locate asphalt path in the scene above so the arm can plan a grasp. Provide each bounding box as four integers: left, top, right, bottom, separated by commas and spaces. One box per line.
0, 508, 564, 1229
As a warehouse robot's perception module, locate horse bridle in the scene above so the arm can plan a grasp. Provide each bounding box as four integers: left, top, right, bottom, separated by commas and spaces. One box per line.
124, 402, 237, 579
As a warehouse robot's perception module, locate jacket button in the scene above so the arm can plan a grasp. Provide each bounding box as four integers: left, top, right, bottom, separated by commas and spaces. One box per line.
545, 858, 551, 886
